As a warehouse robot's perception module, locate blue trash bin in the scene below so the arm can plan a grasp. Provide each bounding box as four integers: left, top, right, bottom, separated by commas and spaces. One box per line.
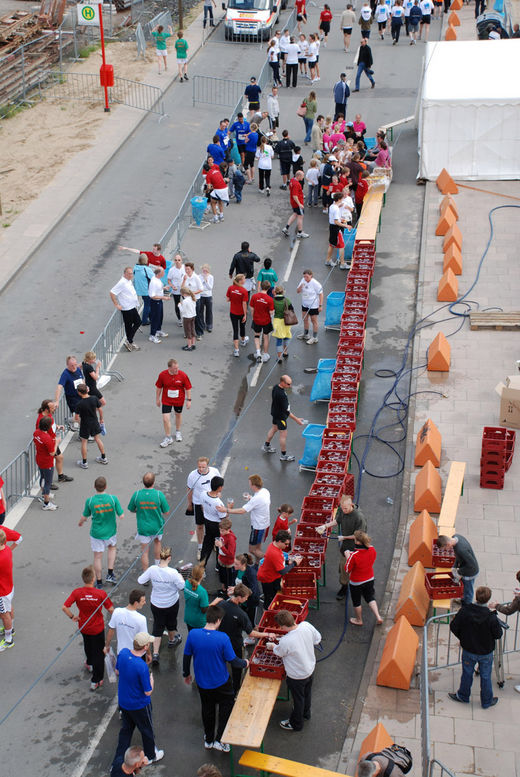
343, 227, 357, 261
298, 424, 326, 469
191, 196, 208, 227
325, 292, 345, 327
310, 359, 336, 403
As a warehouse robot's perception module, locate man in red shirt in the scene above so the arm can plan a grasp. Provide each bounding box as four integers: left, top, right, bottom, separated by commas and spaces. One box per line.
282, 170, 309, 240
155, 358, 192, 447
226, 274, 249, 357
250, 280, 275, 363
0, 529, 15, 651
204, 160, 230, 223
118, 243, 166, 270
33, 417, 58, 511
0, 527, 21, 644
296, 0, 307, 31
257, 530, 303, 607
63, 565, 114, 690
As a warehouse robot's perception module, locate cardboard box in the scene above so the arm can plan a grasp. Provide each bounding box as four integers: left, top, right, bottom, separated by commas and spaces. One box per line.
495, 375, 520, 428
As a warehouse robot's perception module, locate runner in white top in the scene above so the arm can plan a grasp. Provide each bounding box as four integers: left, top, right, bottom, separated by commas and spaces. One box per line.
314, 37, 321, 79
186, 456, 221, 558
296, 270, 324, 344
375, 2, 389, 38
105, 591, 147, 654
418, 0, 433, 39
167, 254, 185, 326
308, 36, 318, 83
279, 30, 291, 75
227, 474, 271, 561
199, 475, 227, 569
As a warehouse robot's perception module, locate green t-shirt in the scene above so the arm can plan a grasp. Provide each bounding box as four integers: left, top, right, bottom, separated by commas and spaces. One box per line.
128, 488, 169, 536
257, 268, 278, 288
82, 493, 123, 540
152, 31, 171, 50
183, 580, 209, 628
175, 38, 188, 59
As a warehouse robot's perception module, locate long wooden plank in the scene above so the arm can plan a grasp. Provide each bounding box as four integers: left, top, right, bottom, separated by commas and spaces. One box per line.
438, 461, 465, 529
239, 750, 352, 777
355, 189, 383, 241
470, 312, 520, 330
222, 672, 281, 748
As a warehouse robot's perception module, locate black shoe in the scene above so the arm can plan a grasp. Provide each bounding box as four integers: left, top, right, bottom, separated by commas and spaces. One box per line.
336, 585, 348, 600
448, 692, 468, 704
50, 483, 59, 490
483, 697, 498, 708
303, 712, 311, 720
58, 473, 74, 482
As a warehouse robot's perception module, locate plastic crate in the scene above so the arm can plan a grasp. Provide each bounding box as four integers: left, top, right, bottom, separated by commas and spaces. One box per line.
256, 610, 287, 637
292, 536, 328, 559
282, 571, 318, 600
333, 365, 361, 382
300, 509, 333, 527
326, 416, 357, 433
480, 474, 505, 490
431, 540, 456, 568
250, 639, 286, 679
296, 522, 330, 539
316, 459, 348, 476
317, 447, 350, 466
344, 473, 355, 498
297, 552, 324, 578
309, 483, 341, 502
479, 462, 506, 477
269, 593, 309, 620
425, 572, 464, 600
302, 495, 336, 512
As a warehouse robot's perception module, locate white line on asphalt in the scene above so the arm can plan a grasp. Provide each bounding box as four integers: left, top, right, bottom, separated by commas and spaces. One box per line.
250, 363, 262, 388
70, 696, 119, 777
283, 239, 301, 282
220, 455, 231, 476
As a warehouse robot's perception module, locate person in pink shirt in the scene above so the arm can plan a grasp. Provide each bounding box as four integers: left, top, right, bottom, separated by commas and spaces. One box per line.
353, 113, 367, 142
369, 140, 391, 170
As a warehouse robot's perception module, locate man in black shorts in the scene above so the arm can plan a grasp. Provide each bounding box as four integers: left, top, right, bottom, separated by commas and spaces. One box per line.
249, 281, 275, 363
262, 375, 304, 462
229, 241, 261, 298
275, 130, 296, 189
75, 384, 108, 470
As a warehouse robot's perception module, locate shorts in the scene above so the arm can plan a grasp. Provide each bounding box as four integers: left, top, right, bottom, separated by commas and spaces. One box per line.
269, 116, 279, 129
308, 59, 317, 67
90, 535, 117, 553
342, 26, 353, 33
280, 160, 292, 177
162, 404, 183, 414
66, 395, 80, 413
249, 527, 267, 546
39, 467, 54, 496
298, 56, 307, 63
421, 14, 431, 22
292, 206, 304, 216
151, 600, 179, 636
244, 150, 256, 170
0, 589, 14, 614
177, 57, 187, 64
272, 417, 288, 430
297, 13, 307, 21
135, 533, 163, 545
319, 20, 330, 33
378, 20, 387, 29
252, 320, 274, 335
80, 422, 101, 440
237, 143, 246, 156
248, 101, 260, 111
194, 504, 205, 526
349, 579, 376, 607
210, 187, 230, 203
156, 48, 167, 57
329, 223, 341, 246
279, 51, 286, 61
302, 305, 319, 317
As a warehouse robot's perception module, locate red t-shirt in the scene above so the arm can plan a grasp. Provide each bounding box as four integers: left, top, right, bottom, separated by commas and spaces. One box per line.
33, 429, 55, 469
141, 251, 166, 270
250, 292, 274, 326
227, 284, 249, 316
272, 514, 289, 538
345, 545, 376, 583
0, 476, 5, 515
36, 412, 57, 438
2, 527, 21, 544
155, 369, 192, 407
218, 531, 237, 566
355, 178, 369, 204
0, 544, 13, 596
206, 167, 226, 190
257, 543, 286, 583
320, 8, 333, 21
289, 177, 304, 208
63, 586, 113, 635
295, 0, 306, 13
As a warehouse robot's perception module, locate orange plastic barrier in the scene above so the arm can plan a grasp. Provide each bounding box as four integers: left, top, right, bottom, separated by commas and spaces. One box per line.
428, 332, 451, 372
450, 0, 463, 8
437, 268, 458, 302
445, 24, 457, 40
409, 509, 438, 567
436, 169, 458, 195
440, 194, 458, 220
443, 243, 463, 275
448, 10, 460, 25
376, 616, 419, 690
358, 723, 394, 763
414, 460, 442, 513
443, 223, 462, 252
435, 207, 456, 236
414, 418, 441, 467
394, 562, 431, 626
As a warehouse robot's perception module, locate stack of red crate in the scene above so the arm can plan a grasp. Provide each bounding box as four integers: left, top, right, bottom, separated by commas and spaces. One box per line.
480, 427, 516, 489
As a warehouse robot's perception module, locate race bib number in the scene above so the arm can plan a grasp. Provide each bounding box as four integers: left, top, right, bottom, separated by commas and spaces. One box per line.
168, 389, 179, 399
73, 378, 83, 389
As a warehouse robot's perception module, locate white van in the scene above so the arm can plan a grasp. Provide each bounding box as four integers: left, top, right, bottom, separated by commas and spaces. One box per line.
224, 0, 287, 41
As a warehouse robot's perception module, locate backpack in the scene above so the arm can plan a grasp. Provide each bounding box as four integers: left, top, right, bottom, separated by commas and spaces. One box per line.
365, 745, 413, 776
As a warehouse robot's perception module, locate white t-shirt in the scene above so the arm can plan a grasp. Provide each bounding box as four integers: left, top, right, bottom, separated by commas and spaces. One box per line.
273, 621, 322, 679
328, 202, 343, 225
256, 144, 274, 170
360, 5, 372, 20
391, 5, 404, 17
280, 34, 291, 53
298, 277, 323, 308
299, 39, 309, 56
285, 42, 300, 65
149, 276, 164, 299
243, 487, 270, 530
200, 274, 214, 298
167, 264, 185, 293
201, 491, 225, 523
270, 36, 280, 54
341, 196, 354, 221
305, 167, 319, 186
375, 4, 389, 20
268, 47, 278, 63
187, 466, 221, 505
110, 277, 138, 311
109, 607, 147, 653
184, 273, 203, 296
307, 41, 317, 62
420, 0, 432, 13
179, 296, 196, 318
137, 565, 185, 609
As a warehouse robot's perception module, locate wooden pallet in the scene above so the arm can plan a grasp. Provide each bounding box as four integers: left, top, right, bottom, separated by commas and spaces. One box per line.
470, 312, 520, 330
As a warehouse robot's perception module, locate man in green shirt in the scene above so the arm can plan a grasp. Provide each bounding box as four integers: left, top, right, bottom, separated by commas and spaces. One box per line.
79, 476, 124, 588
128, 472, 170, 572
174, 30, 189, 82
316, 494, 366, 599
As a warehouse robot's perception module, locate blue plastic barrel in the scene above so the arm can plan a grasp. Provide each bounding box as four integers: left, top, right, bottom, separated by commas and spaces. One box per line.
325, 292, 345, 327
298, 424, 326, 469
309, 359, 336, 402
343, 227, 357, 261
191, 196, 208, 227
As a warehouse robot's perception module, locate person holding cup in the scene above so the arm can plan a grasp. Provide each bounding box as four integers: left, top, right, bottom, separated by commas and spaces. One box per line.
257, 530, 303, 608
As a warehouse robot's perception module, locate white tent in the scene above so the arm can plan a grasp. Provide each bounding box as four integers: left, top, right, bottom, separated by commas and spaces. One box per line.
417, 40, 520, 180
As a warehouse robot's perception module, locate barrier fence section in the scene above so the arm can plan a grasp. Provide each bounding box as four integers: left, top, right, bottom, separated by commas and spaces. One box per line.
192, 75, 248, 108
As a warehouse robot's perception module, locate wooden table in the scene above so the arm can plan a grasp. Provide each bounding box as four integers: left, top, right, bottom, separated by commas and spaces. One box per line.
355, 189, 384, 242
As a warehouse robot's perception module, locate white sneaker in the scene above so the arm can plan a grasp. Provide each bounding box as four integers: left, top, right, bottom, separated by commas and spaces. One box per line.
196, 548, 202, 561
514, 685, 520, 694
156, 331, 169, 338
233, 348, 240, 357
240, 336, 249, 346
152, 749, 164, 763
204, 740, 213, 750
175, 431, 183, 442
42, 501, 58, 511
160, 436, 173, 448
77, 460, 88, 469
218, 213, 224, 221
306, 337, 318, 345
213, 741, 230, 753
212, 215, 219, 223
297, 332, 310, 340
95, 456, 108, 465
296, 231, 309, 239
262, 353, 270, 362
149, 335, 162, 343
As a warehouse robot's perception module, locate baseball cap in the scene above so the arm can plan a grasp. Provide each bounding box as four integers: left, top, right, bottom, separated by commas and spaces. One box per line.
328, 155, 338, 162
134, 632, 154, 648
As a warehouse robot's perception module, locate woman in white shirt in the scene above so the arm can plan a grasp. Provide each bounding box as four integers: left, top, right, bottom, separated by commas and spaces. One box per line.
374, 2, 389, 38
391, 0, 404, 43
308, 34, 318, 83
179, 287, 197, 351
199, 263, 214, 333
267, 40, 282, 87
255, 136, 274, 195
167, 254, 185, 326
285, 36, 301, 88
279, 29, 291, 76
298, 34, 309, 77
137, 546, 185, 665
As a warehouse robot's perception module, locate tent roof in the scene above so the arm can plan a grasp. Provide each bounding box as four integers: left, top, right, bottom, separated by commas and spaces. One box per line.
422, 40, 520, 103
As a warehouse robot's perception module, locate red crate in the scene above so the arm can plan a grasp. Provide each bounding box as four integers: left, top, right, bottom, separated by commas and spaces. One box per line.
346, 278, 370, 291
480, 474, 504, 490
292, 536, 328, 559
479, 462, 506, 477
282, 571, 318, 600
344, 473, 355, 498
256, 611, 287, 637
313, 472, 346, 488
327, 401, 357, 415
269, 593, 309, 620
322, 429, 351, 442
482, 426, 509, 442
309, 483, 341, 502
296, 523, 330, 539
250, 639, 286, 679
301, 495, 336, 512
316, 459, 347, 476
300, 509, 332, 527
317, 448, 350, 466
343, 299, 369, 311
431, 540, 456, 568
339, 325, 365, 338
339, 313, 367, 326
330, 386, 358, 399
297, 554, 324, 578
481, 450, 506, 465
327, 414, 357, 432
331, 374, 358, 391
425, 572, 464, 600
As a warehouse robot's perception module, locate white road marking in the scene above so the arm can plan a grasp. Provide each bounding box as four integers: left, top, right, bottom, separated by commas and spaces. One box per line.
250, 362, 262, 388
283, 238, 301, 282
190, 533, 198, 542
69, 697, 119, 777
220, 455, 231, 476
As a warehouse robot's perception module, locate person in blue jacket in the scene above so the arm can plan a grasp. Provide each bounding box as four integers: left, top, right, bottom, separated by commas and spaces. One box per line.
206, 135, 225, 165
243, 123, 259, 185
133, 255, 155, 326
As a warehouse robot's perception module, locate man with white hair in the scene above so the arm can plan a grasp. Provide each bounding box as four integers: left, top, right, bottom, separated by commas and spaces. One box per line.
358, 744, 412, 776
111, 746, 148, 776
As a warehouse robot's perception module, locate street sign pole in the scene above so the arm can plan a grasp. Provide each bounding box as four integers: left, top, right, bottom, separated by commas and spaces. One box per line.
98, 3, 110, 112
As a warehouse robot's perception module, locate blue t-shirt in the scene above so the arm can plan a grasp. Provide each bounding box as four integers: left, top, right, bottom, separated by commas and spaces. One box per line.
245, 131, 259, 153
215, 127, 229, 149
116, 648, 152, 710
58, 367, 84, 398
229, 120, 250, 145
207, 143, 225, 164
133, 264, 154, 296
184, 628, 237, 689
245, 84, 261, 104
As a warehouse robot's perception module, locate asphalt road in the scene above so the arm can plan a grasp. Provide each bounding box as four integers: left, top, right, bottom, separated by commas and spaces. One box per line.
0, 4, 432, 774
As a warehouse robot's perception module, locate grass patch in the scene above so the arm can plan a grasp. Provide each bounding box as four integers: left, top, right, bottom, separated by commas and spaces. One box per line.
79, 43, 101, 58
